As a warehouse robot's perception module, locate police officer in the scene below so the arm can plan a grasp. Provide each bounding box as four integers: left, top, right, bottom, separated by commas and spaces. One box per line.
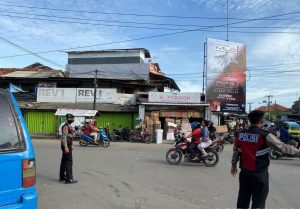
59, 113, 78, 184
231, 110, 300, 209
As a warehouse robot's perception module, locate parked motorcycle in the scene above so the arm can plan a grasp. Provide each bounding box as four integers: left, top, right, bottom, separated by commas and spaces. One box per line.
130, 128, 151, 143
112, 128, 130, 142
210, 134, 225, 152
166, 135, 219, 166
79, 128, 110, 148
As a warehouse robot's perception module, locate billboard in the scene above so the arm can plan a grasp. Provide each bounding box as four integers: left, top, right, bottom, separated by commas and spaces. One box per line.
149, 92, 202, 104
206, 38, 246, 113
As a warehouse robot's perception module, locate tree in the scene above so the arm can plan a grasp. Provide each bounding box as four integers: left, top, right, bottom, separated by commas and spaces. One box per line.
291, 97, 300, 114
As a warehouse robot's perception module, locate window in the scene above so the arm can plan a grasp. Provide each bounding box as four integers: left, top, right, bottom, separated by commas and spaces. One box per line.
0, 93, 23, 151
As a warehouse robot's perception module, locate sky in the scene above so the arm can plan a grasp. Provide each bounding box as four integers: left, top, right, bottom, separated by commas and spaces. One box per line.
0, 0, 300, 110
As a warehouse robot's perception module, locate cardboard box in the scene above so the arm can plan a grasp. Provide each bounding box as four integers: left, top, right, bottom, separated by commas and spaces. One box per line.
150, 112, 159, 117
216, 125, 228, 133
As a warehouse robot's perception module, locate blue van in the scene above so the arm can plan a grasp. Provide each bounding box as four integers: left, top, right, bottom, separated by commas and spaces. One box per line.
0, 89, 37, 208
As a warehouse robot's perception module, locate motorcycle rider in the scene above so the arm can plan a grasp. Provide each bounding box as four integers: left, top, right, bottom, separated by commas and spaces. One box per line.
187, 121, 201, 160
197, 119, 212, 158
231, 110, 300, 209
87, 119, 99, 143
279, 123, 300, 148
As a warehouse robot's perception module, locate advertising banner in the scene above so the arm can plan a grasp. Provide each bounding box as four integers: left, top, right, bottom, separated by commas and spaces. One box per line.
37, 88, 76, 103
149, 92, 202, 104
76, 88, 117, 103
206, 38, 246, 112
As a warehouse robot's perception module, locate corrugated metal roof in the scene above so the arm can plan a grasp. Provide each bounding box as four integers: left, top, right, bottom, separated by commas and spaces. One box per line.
18, 102, 137, 112
3, 70, 64, 78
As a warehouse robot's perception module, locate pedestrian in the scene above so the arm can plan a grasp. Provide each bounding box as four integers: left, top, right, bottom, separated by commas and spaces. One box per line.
208, 121, 217, 141
231, 110, 300, 209
59, 113, 78, 184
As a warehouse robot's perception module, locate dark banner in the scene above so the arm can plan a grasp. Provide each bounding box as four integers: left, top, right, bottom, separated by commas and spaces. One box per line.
206, 38, 246, 113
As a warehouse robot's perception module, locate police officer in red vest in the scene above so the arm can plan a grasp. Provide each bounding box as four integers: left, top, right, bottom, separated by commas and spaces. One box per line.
59, 113, 78, 184
231, 110, 300, 209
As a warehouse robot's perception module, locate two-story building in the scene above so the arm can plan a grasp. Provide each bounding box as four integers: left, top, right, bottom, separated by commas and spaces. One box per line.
0, 49, 180, 135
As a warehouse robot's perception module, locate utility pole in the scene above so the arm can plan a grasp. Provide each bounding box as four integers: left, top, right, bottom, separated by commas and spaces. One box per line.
248, 102, 254, 113
93, 69, 98, 110
265, 95, 273, 121
226, 0, 229, 41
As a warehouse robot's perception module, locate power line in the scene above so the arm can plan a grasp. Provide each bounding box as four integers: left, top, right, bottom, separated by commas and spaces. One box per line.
2, 2, 300, 20
0, 35, 63, 68
4, 13, 300, 33
3, 10, 300, 30
1, 10, 300, 60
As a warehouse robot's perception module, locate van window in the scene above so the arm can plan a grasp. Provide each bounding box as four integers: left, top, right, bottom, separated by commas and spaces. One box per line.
0, 93, 23, 151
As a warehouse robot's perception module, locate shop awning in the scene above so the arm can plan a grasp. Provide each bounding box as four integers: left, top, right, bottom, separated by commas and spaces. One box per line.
55, 109, 98, 116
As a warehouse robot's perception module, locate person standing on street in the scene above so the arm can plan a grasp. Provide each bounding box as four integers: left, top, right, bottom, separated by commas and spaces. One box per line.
59, 113, 78, 184
208, 121, 217, 141
231, 110, 300, 209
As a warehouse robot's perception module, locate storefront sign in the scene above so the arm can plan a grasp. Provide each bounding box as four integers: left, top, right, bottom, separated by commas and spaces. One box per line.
206, 38, 246, 113
160, 111, 203, 118
37, 88, 76, 103
37, 87, 117, 103
149, 92, 202, 104
76, 88, 116, 103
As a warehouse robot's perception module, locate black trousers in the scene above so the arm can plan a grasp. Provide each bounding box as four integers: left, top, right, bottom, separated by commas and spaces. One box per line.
237, 169, 269, 209
59, 145, 73, 181
188, 143, 197, 157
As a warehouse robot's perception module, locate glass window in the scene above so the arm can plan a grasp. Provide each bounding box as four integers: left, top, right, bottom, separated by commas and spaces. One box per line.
0, 93, 22, 151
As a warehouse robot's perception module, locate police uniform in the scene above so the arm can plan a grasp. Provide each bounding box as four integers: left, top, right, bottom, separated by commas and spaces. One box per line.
232, 126, 300, 209
59, 123, 74, 182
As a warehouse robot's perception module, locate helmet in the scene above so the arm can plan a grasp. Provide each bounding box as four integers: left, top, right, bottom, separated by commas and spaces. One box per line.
283, 123, 290, 130
190, 121, 200, 130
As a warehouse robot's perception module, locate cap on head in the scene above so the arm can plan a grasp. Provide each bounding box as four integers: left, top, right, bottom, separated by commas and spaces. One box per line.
66, 113, 74, 119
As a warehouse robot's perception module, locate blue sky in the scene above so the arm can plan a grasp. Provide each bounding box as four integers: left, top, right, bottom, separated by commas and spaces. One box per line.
0, 0, 300, 110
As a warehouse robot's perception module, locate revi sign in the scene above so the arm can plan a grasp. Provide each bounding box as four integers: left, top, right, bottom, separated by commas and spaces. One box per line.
37, 87, 117, 103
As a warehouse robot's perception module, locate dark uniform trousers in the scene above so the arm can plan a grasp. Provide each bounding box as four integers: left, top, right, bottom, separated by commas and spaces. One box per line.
59, 144, 73, 181
237, 169, 269, 209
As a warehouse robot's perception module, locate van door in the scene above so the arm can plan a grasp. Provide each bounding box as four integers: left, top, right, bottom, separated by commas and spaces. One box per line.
0, 90, 26, 206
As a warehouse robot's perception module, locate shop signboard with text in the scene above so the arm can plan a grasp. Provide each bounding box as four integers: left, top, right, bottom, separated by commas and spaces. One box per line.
76, 88, 116, 103
148, 92, 202, 104
206, 38, 246, 113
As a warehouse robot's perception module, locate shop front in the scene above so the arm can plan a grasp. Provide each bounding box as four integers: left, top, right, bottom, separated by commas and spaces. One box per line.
138, 92, 208, 140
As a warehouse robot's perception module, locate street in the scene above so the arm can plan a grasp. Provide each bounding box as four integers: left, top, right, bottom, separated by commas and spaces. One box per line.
35, 140, 300, 209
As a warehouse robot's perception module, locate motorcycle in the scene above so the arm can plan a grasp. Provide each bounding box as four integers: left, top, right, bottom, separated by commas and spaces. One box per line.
112, 128, 130, 142
269, 147, 295, 160
130, 128, 151, 143
210, 134, 225, 152
166, 135, 219, 167
79, 128, 110, 148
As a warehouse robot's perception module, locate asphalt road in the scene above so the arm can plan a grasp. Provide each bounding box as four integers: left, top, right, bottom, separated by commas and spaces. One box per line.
34, 140, 300, 209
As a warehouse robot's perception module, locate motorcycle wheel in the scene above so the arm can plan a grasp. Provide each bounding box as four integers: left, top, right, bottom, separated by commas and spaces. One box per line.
144, 136, 152, 144
79, 139, 88, 147
269, 149, 280, 160
102, 140, 110, 148
218, 144, 224, 152
166, 149, 182, 165
203, 150, 219, 167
